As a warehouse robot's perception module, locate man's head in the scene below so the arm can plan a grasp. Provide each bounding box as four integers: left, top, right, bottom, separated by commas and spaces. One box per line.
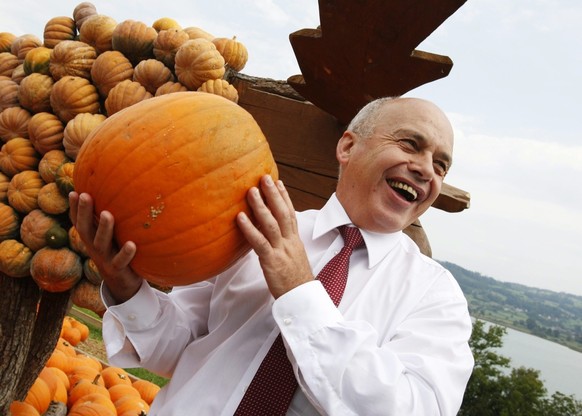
335, 97, 454, 233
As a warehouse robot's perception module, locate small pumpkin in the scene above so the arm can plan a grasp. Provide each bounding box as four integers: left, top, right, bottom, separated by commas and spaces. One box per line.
9, 400, 40, 416
101, 366, 132, 388
198, 79, 239, 103
71, 278, 106, 316
63, 113, 107, 160
69, 225, 89, 257
133, 58, 175, 94
68, 403, 116, 416
90, 50, 134, 98
27, 111, 65, 155
24, 377, 51, 414
0, 106, 32, 142
152, 17, 182, 32
0, 239, 33, 277
104, 79, 152, 116
0, 32, 17, 53
132, 379, 161, 405
78, 14, 117, 55
113, 396, 150, 416
18, 73, 55, 114
111, 19, 158, 65
108, 384, 140, 404
38, 149, 70, 183
153, 28, 189, 69
30, 246, 83, 292
49, 75, 100, 123
23, 46, 52, 75
7, 170, 45, 213
49, 40, 97, 80
70, 393, 117, 416
45, 223, 69, 247
67, 375, 109, 408
0, 137, 40, 177
212, 36, 249, 72
174, 38, 226, 90
38, 183, 69, 215
73, 2, 98, 31
20, 208, 59, 251
55, 161, 75, 195
82, 258, 102, 284
38, 367, 68, 404
0, 51, 20, 77
0, 78, 19, 111
10, 34, 42, 62
155, 80, 187, 96
183, 26, 215, 41
73, 92, 278, 286
43, 16, 77, 49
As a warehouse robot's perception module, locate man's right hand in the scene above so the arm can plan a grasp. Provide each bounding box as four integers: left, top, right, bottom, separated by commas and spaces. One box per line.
69, 192, 143, 304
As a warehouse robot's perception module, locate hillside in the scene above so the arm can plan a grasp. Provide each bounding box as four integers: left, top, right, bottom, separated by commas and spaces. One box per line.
440, 261, 582, 352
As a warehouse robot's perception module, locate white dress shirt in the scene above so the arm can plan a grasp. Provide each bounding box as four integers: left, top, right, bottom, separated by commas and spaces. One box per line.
102, 193, 474, 416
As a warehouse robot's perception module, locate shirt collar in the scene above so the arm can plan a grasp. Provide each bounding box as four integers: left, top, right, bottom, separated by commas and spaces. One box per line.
313, 193, 403, 269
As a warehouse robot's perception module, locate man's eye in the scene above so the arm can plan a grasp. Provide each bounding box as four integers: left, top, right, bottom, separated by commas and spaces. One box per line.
401, 139, 418, 149
434, 161, 448, 176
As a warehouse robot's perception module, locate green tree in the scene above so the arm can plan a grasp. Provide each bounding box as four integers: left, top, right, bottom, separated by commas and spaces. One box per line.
459, 320, 582, 416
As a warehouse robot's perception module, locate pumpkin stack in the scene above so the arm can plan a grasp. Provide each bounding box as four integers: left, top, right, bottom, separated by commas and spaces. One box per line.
0, 1, 254, 314
9, 316, 161, 415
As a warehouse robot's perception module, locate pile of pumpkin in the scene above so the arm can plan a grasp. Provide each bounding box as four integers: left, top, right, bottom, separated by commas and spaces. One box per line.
0, 2, 249, 313
10, 316, 161, 416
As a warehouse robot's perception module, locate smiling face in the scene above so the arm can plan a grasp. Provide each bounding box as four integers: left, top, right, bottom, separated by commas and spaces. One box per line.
335, 97, 454, 233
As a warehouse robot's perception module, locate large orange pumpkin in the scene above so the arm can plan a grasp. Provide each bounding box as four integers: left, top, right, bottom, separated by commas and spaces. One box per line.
73, 92, 278, 286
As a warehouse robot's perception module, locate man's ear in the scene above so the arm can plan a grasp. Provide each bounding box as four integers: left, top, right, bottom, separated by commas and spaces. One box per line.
336, 131, 357, 164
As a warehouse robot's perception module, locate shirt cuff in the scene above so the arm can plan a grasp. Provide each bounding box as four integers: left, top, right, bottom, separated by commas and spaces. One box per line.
101, 280, 161, 331
272, 280, 343, 340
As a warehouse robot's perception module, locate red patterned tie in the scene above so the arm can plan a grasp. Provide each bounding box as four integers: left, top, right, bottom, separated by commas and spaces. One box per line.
234, 226, 364, 415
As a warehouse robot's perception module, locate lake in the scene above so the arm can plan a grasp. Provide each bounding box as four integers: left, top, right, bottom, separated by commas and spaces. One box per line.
486, 322, 582, 399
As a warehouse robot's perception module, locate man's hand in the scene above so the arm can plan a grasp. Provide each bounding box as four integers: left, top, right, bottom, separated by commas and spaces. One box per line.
69, 192, 143, 304
236, 175, 314, 299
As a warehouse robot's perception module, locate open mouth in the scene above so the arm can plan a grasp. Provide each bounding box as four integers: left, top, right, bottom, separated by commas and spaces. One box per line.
387, 180, 418, 202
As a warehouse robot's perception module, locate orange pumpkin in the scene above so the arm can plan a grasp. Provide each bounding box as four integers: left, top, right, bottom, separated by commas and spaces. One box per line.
24, 377, 51, 414
69, 393, 117, 416
152, 17, 182, 32
9, 400, 40, 416
111, 19, 157, 65
132, 379, 161, 405
38, 149, 70, 183
73, 92, 278, 286
49, 40, 97, 80
49, 75, 100, 123
73, 2, 98, 31
38, 182, 69, 214
20, 208, 58, 251
0, 137, 40, 177
104, 79, 152, 116
198, 79, 239, 103
23, 46, 52, 75
78, 14, 117, 55
101, 366, 132, 388
0, 171, 9, 200
71, 278, 106, 316
133, 58, 174, 95
11, 63, 26, 84
17, 73, 54, 114
174, 38, 225, 90
0, 32, 17, 53
10, 34, 42, 62
0, 239, 33, 277
30, 246, 83, 292
90, 50, 134, 98
0, 106, 32, 142
27, 112, 65, 155
68, 402, 116, 416
213, 36, 249, 72
67, 375, 109, 408
114, 395, 150, 416
155, 80, 187, 96
153, 28, 189, 69
7, 170, 45, 213
43, 16, 77, 49
63, 113, 106, 160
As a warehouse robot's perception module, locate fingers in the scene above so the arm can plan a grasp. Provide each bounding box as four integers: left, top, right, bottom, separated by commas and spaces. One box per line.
253, 175, 296, 236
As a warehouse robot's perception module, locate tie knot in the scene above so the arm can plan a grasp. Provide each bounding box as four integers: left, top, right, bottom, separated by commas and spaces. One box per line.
339, 225, 364, 250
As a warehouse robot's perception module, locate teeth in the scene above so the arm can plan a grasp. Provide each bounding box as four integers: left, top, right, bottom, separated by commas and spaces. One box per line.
388, 180, 418, 201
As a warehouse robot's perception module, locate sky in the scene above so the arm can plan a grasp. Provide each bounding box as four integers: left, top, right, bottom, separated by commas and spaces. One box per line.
2, 0, 581, 296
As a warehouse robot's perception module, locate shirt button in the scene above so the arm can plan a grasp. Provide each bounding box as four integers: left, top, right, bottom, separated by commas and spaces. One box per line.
283, 318, 292, 325
128, 314, 136, 320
